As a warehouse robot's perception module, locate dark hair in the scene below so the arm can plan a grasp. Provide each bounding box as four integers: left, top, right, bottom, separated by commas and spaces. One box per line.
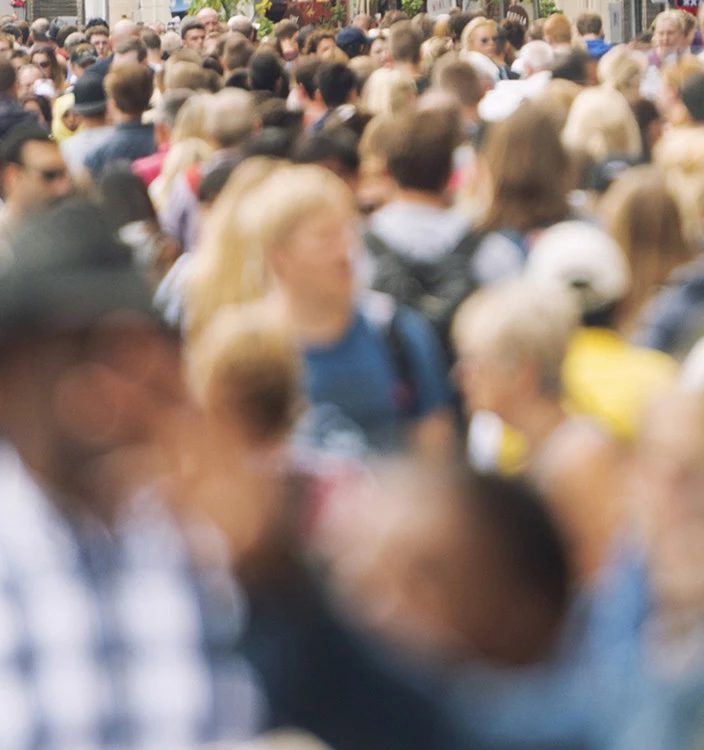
86, 25, 109, 41
274, 19, 299, 42
85, 18, 109, 31
55, 24, 78, 49
156, 88, 191, 128
257, 97, 303, 131
631, 97, 661, 162
141, 28, 161, 51
105, 63, 153, 117
297, 24, 316, 53
249, 50, 288, 97
203, 55, 224, 78
242, 127, 297, 160
449, 12, 476, 43
2, 121, 52, 165
197, 157, 239, 204
15, 21, 29, 45
114, 37, 148, 63
2, 24, 21, 42
552, 50, 593, 85
502, 19, 526, 50
389, 21, 422, 65
294, 54, 322, 99
386, 106, 459, 193
181, 19, 205, 39
379, 9, 409, 29
20, 94, 52, 125
316, 61, 356, 108
433, 58, 483, 108
98, 165, 157, 228
224, 33, 254, 71
303, 28, 336, 55
294, 127, 359, 175
576, 11, 603, 36
225, 68, 250, 90
0, 59, 15, 95
30, 44, 62, 87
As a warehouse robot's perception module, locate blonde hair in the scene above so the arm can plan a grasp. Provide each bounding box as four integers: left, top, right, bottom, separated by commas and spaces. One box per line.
187, 301, 302, 443
361, 67, 417, 116
597, 45, 646, 102
654, 127, 704, 243
151, 137, 214, 212
461, 17, 496, 51
171, 92, 213, 142
187, 158, 281, 341
452, 278, 579, 398
601, 166, 694, 332
420, 35, 452, 76
543, 12, 572, 44
533, 79, 582, 132
562, 86, 642, 162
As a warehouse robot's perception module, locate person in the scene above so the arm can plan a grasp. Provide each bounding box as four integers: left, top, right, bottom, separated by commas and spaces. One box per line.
132, 88, 191, 187
336, 26, 369, 60
192, 162, 456, 457
361, 66, 416, 116
526, 220, 678, 442
389, 22, 428, 92
0, 198, 262, 748
29, 44, 65, 95
181, 19, 206, 53
597, 45, 645, 105
87, 19, 141, 79
181, 303, 454, 750
84, 63, 155, 179
274, 20, 300, 64
0, 59, 36, 140
431, 57, 485, 143
0, 31, 14, 60
249, 50, 289, 97
51, 91, 80, 143
576, 12, 611, 59
543, 12, 573, 57
223, 32, 255, 78
229, 15, 256, 42
112, 36, 149, 68
452, 277, 625, 582
641, 10, 687, 99
291, 55, 325, 128
59, 72, 114, 176
87, 24, 110, 59
313, 62, 357, 130
656, 56, 704, 127
16, 63, 42, 98
0, 122, 71, 238
364, 105, 482, 355
370, 34, 391, 67
197, 7, 221, 35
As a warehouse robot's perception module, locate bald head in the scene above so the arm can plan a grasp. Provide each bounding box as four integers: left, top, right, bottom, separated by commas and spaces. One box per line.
111, 19, 139, 46
228, 15, 254, 40
197, 7, 221, 34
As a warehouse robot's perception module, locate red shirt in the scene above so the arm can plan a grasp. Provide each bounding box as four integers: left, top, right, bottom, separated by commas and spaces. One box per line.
132, 144, 169, 187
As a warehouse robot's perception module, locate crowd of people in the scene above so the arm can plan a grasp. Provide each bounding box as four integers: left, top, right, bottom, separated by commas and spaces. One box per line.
1, 2, 704, 749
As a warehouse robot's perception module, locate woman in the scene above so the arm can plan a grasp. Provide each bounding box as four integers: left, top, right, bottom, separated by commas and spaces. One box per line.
29, 44, 65, 96
464, 102, 573, 279
461, 17, 511, 79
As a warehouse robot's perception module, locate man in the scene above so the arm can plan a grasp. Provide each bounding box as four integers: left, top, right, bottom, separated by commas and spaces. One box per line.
181, 18, 206, 53
336, 26, 368, 60
432, 57, 485, 142
16, 63, 42, 97
576, 12, 611, 59
84, 63, 155, 178
222, 32, 254, 78
60, 72, 114, 176
0, 199, 262, 748
133, 88, 191, 187
141, 27, 164, 71
89, 19, 141, 78
112, 36, 149, 68
543, 12, 573, 56
313, 61, 357, 130
0, 60, 36, 140
197, 7, 221, 35
0, 122, 71, 238
365, 105, 477, 355
353, 13, 373, 31
389, 21, 428, 92
292, 55, 325, 128
228, 15, 256, 42
274, 19, 299, 63
86, 24, 110, 59
68, 43, 98, 82
30, 17, 50, 44
0, 32, 13, 60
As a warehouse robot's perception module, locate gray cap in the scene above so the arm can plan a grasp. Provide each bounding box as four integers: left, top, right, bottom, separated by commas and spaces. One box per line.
0, 200, 154, 338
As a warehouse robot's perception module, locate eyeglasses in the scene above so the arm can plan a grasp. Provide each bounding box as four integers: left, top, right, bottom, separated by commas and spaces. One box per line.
36, 60, 52, 69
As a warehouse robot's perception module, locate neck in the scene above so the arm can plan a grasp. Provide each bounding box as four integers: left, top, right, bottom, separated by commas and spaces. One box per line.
279, 288, 353, 346
394, 187, 447, 208
394, 60, 419, 78
504, 396, 566, 461
82, 114, 107, 129
112, 110, 141, 125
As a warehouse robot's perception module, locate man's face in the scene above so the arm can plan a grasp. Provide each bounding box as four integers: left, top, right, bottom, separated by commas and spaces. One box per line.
317, 36, 335, 57
5, 141, 71, 216
198, 10, 220, 35
18, 66, 42, 97
90, 33, 110, 58
370, 37, 390, 66
0, 39, 12, 60
31, 52, 52, 78
654, 19, 683, 57
183, 28, 206, 51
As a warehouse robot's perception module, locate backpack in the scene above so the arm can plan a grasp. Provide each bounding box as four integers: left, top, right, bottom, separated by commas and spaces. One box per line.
365, 230, 484, 359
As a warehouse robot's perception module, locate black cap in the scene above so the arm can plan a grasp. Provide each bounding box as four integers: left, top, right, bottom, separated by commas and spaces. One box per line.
71, 72, 106, 116
682, 72, 704, 124
0, 200, 154, 337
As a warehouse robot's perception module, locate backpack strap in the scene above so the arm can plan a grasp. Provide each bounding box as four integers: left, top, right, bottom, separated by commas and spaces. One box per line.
360, 291, 418, 419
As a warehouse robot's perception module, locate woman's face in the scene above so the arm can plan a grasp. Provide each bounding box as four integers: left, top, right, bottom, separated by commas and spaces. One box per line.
31, 53, 52, 79
370, 38, 390, 66
470, 24, 496, 58
316, 37, 336, 58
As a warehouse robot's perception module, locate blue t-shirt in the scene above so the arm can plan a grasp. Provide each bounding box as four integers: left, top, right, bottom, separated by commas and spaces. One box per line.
303, 305, 451, 453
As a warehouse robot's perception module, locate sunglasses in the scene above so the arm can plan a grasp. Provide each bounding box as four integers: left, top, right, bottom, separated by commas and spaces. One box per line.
36, 60, 52, 69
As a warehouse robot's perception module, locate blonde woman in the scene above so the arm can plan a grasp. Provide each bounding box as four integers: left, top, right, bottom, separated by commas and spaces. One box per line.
171, 92, 213, 143
229, 163, 456, 458
461, 17, 510, 78
597, 45, 646, 105
149, 137, 214, 212
657, 55, 704, 126
562, 85, 642, 164
361, 67, 417, 116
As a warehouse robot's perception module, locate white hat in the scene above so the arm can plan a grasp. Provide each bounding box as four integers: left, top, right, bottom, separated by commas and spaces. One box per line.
525, 221, 631, 313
